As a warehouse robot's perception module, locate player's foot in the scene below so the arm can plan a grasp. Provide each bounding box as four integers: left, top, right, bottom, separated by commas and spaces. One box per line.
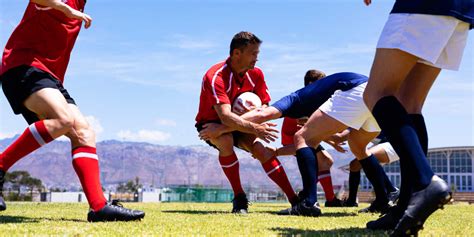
391, 175, 451, 237
366, 205, 404, 230
232, 193, 249, 214
87, 200, 145, 222
277, 201, 320, 215
0, 170, 6, 211
388, 188, 400, 206
344, 199, 359, 207
277, 200, 322, 217
358, 199, 390, 214
325, 197, 345, 207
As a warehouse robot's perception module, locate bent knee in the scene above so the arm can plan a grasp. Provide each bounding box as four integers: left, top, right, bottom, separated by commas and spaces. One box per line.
349, 159, 361, 172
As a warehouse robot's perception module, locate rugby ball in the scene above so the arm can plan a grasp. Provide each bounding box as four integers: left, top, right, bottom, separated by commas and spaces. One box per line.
232, 92, 262, 115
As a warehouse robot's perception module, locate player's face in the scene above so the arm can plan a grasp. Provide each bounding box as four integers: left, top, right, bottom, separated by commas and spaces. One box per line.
241, 43, 260, 70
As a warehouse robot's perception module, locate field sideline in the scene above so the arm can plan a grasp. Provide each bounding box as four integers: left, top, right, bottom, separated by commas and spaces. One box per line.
0, 202, 472, 235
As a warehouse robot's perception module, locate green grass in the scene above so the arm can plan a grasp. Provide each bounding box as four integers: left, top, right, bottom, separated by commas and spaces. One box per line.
0, 202, 473, 236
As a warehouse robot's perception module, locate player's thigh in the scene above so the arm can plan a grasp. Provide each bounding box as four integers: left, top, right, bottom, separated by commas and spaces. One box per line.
348, 128, 379, 159
296, 110, 347, 147
24, 88, 73, 122
396, 63, 441, 113
364, 48, 419, 110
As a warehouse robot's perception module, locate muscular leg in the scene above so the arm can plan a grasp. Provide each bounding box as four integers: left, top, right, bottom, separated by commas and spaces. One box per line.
236, 134, 298, 205
0, 88, 74, 171
364, 49, 450, 233
347, 128, 391, 209
209, 133, 244, 196
294, 110, 347, 206
64, 105, 107, 211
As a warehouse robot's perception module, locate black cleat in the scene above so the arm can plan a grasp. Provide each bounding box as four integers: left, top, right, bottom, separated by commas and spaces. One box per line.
388, 188, 400, 206
277, 200, 322, 217
391, 175, 451, 237
0, 170, 6, 211
325, 197, 345, 207
232, 193, 249, 214
277, 201, 320, 215
344, 200, 359, 207
359, 199, 390, 214
87, 200, 145, 222
366, 205, 404, 230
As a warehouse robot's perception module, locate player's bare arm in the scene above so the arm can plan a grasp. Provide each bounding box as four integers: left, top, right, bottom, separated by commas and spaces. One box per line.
199, 105, 281, 140
31, 0, 92, 28
213, 103, 279, 143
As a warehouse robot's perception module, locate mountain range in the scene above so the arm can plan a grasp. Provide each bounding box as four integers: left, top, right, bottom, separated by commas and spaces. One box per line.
0, 138, 355, 191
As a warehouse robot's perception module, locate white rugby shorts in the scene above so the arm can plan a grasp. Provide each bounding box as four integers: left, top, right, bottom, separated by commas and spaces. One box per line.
377, 13, 469, 70
319, 82, 380, 133
379, 142, 400, 163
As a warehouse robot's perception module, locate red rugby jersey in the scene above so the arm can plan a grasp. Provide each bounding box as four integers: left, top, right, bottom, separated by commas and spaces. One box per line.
0, 0, 86, 83
195, 58, 271, 124
281, 117, 298, 146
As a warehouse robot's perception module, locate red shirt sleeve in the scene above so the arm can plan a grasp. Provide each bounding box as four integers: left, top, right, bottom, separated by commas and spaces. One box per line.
203, 73, 231, 106
281, 117, 298, 146
253, 69, 271, 105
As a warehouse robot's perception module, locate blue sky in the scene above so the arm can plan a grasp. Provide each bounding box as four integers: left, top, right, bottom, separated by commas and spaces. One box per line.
0, 0, 473, 148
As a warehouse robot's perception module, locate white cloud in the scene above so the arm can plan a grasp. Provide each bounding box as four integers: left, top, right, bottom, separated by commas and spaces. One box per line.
155, 118, 177, 127
117, 129, 171, 143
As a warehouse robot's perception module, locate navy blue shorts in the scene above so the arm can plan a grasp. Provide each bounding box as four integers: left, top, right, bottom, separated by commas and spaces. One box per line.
1, 65, 76, 124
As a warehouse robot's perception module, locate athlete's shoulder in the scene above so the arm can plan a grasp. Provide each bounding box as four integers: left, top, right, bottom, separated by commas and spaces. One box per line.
204, 60, 228, 81
248, 66, 265, 80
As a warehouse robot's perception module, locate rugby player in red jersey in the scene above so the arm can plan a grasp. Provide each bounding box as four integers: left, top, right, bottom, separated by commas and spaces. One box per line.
195, 31, 298, 214
0, 0, 144, 222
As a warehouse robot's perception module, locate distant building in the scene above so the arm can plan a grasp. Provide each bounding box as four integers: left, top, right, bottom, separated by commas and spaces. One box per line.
360, 146, 474, 192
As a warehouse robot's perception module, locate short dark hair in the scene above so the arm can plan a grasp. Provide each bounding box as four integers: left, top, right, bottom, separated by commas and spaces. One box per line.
230, 31, 262, 55
304, 69, 326, 86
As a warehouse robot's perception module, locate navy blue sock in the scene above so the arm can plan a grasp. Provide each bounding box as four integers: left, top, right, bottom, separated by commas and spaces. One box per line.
372, 96, 434, 192
359, 154, 388, 203
296, 147, 318, 206
397, 114, 428, 209
347, 170, 360, 203
383, 172, 397, 193
409, 114, 428, 155
295, 155, 308, 199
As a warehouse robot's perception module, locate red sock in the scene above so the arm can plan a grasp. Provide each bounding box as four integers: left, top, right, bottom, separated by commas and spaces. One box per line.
318, 170, 335, 201
262, 157, 297, 205
72, 146, 107, 211
0, 121, 53, 171
219, 153, 244, 195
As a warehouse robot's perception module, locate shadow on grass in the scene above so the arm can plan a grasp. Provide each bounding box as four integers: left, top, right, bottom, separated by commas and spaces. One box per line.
43, 217, 87, 222
0, 215, 39, 224
271, 227, 388, 236
0, 215, 87, 224
260, 211, 357, 217
162, 210, 228, 215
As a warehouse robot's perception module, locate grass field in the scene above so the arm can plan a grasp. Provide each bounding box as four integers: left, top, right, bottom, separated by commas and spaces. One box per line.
0, 202, 472, 236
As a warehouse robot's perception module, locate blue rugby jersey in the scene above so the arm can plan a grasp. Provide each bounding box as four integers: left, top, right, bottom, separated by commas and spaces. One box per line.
272, 72, 368, 119
391, 0, 474, 28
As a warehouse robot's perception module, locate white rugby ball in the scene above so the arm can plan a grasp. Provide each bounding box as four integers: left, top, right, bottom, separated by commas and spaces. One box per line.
232, 92, 262, 115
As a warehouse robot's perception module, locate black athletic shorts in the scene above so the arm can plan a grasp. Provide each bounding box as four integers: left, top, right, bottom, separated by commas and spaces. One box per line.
0, 65, 76, 124
195, 120, 241, 150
